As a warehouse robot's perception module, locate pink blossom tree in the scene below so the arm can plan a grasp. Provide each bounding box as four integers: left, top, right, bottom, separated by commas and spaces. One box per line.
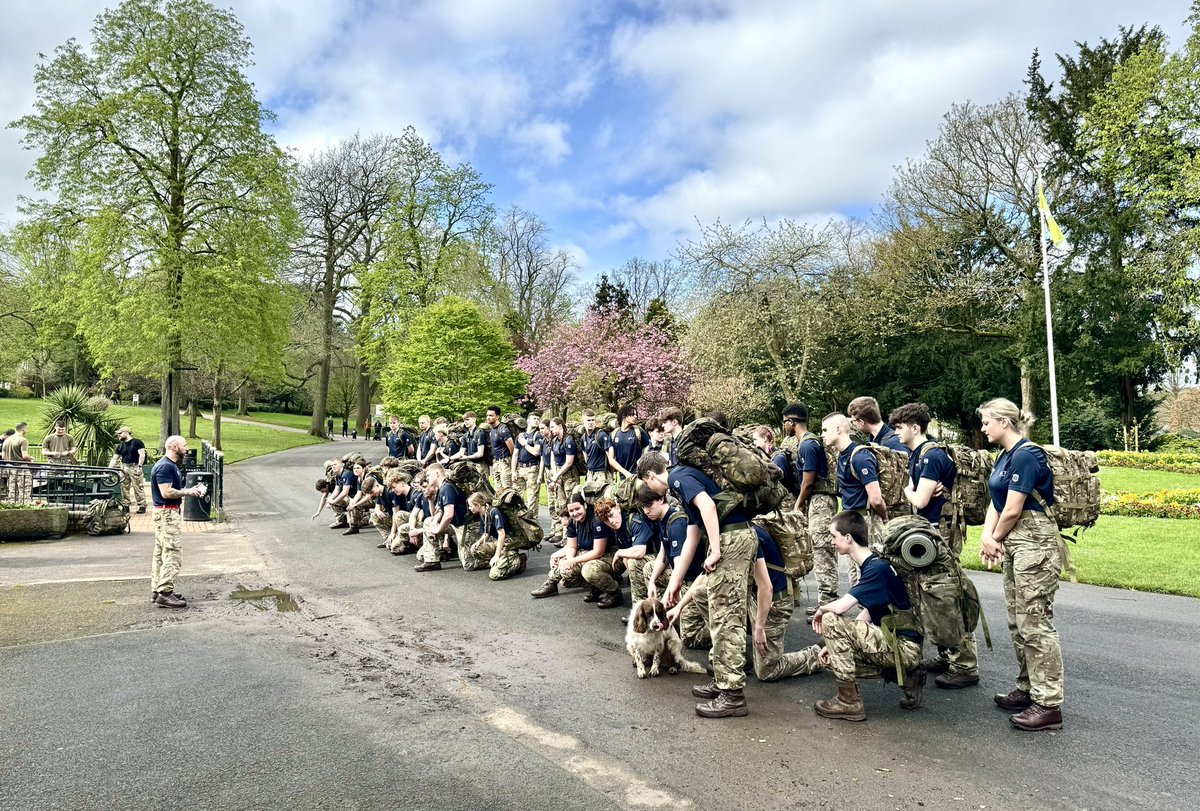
517, 307, 692, 413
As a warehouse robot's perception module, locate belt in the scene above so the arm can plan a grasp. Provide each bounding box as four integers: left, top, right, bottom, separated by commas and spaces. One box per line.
720, 521, 753, 532
155, 505, 181, 511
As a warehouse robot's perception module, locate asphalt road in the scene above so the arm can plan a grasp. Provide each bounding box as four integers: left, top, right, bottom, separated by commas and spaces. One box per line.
3, 438, 1198, 811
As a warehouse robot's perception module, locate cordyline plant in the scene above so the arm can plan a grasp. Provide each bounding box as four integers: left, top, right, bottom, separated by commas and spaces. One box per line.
517, 306, 692, 413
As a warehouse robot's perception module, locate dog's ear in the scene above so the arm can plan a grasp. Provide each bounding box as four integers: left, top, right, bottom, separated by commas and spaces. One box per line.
632, 604, 649, 634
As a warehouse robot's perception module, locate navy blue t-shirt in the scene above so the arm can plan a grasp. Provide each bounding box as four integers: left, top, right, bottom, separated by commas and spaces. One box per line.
662, 509, 703, 583
910, 441, 956, 523
553, 435, 578, 468
771, 449, 799, 496
438, 482, 468, 527
849, 553, 920, 641
410, 491, 432, 520
799, 434, 832, 491
482, 506, 508, 540
337, 469, 359, 499
582, 429, 612, 472
517, 430, 542, 466
611, 426, 648, 472
386, 430, 410, 459
755, 525, 788, 595
541, 437, 553, 469
150, 457, 184, 508
377, 487, 396, 516
463, 427, 481, 459
627, 511, 657, 557
989, 439, 1055, 514
874, 425, 910, 457
837, 442, 877, 511
489, 424, 513, 461
416, 430, 435, 460
566, 505, 614, 552
669, 465, 748, 528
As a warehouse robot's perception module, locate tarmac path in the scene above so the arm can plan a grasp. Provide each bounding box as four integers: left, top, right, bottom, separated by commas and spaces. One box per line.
2, 439, 1197, 810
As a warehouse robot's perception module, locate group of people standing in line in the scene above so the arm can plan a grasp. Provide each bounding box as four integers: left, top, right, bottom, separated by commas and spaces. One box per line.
309, 395, 1066, 731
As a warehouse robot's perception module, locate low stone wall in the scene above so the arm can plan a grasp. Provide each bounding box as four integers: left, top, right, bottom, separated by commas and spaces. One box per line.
0, 506, 70, 540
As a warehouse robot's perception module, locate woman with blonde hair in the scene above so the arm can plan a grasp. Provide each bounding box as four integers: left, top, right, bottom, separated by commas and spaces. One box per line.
977, 398, 1064, 732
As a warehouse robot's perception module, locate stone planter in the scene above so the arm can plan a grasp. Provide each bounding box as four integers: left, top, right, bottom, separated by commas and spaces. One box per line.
0, 506, 70, 541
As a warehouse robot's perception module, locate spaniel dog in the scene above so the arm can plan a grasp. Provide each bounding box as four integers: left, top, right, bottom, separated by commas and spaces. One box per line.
625, 598, 707, 678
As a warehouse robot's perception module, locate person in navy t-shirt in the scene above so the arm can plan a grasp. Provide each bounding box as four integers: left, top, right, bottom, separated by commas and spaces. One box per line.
848, 395, 910, 456
749, 424, 798, 497
610, 405, 649, 479
811, 511, 924, 722
530, 494, 620, 607
824, 412, 887, 555
580, 409, 614, 484
978, 397, 1063, 732
485, 406, 516, 489
891, 401, 979, 690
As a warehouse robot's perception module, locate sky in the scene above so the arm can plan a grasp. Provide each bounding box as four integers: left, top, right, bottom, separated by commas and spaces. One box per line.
0, 0, 1192, 280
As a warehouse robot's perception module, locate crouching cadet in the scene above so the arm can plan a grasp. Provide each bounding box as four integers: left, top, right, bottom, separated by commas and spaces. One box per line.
466, 492, 529, 581
530, 493, 622, 608
811, 511, 924, 721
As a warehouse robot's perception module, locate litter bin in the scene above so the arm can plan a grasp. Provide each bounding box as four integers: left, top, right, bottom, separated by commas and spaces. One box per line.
183, 471, 213, 521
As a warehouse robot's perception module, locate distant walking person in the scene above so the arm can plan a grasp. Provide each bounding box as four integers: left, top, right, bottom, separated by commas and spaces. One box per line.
341, 417, 348, 438
150, 436, 206, 609
327, 417, 334, 438
115, 426, 148, 513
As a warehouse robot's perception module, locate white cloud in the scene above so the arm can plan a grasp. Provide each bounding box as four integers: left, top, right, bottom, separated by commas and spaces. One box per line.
508, 118, 572, 167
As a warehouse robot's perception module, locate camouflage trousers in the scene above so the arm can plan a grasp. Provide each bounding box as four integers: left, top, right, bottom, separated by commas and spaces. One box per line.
467, 539, 528, 581
621, 555, 666, 604
456, 518, 486, 571
513, 465, 541, 519
121, 463, 147, 510
934, 513, 978, 675
417, 520, 462, 566
707, 526, 758, 691
808, 495, 839, 604
678, 577, 711, 650
5, 467, 34, 504
821, 613, 921, 683
585, 469, 612, 486
548, 552, 618, 593
379, 510, 413, 549
1003, 511, 1064, 708
348, 503, 372, 529
546, 472, 577, 540
491, 460, 514, 490
151, 508, 183, 594
748, 594, 823, 682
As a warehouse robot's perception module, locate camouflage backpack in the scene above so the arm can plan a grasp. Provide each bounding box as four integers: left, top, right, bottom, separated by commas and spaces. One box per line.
673, 418, 789, 519
800, 432, 840, 496
847, 444, 910, 515
1029, 445, 1101, 532
446, 461, 495, 501
491, 487, 543, 550
878, 515, 990, 651
84, 498, 130, 536
917, 442, 994, 526
754, 509, 813, 580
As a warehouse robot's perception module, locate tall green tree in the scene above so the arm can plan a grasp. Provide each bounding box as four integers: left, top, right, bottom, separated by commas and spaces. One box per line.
382, 297, 527, 420
9, 0, 294, 447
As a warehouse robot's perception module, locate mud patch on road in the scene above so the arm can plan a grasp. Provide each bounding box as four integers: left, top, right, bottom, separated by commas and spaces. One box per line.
229, 585, 299, 612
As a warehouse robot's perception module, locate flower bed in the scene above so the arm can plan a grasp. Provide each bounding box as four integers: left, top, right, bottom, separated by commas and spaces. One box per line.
1098, 451, 1200, 474
1101, 489, 1200, 520
0, 502, 70, 540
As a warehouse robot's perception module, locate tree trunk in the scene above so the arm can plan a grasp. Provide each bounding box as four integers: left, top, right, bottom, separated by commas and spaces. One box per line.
356, 358, 373, 434
309, 259, 337, 438
1019, 358, 1035, 423
187, 401, 198, 439
236, 394, 248, 416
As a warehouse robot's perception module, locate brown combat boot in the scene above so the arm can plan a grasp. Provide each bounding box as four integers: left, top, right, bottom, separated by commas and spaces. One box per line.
935, 671, 979, 689
583, 587, 602, 603
695, 688, 748, 718
530, 580, 559, 599
922, 657, 951, 675
516, 552, 528, 574
994, 688, 1034, 711
815, 679, 867, 721
597, 590, 623, 609
1010, 702, 1063, 731
900, 665, 926, 709
691, 679, 720, 699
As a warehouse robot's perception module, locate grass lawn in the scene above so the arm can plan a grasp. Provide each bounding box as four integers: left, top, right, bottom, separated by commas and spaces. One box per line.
961, 516, 1200, 598
244, 410, 316, 431
0, 399, 324, 464
1098, 465, 1200, 494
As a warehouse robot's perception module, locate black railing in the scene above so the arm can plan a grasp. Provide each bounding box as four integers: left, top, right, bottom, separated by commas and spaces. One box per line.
0, 460, 125, 529
200, 440, 225, 523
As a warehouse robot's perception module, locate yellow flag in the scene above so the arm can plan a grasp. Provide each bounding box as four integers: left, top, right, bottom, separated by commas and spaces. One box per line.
1037, 179, 1067, 249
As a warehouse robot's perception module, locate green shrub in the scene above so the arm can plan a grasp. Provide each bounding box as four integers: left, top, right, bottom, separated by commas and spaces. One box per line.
1102, 488, 1200, 519
1153, 434, 1200, 454
10, 385, 35, 399
1097, 450, 1200, 474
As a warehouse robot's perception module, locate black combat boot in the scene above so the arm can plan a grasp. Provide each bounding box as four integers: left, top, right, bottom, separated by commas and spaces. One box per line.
695, 688, 748, 718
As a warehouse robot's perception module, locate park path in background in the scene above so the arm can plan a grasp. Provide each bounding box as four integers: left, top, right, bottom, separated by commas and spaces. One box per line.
201, 413, 311, 434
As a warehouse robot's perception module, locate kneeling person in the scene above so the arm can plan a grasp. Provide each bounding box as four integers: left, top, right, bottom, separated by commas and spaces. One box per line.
530, 494, 621, 608
466, 492, 529, 581
811, 511, 925, 721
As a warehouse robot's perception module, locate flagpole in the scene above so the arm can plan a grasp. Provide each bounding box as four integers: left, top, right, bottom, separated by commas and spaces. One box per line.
1037, 170, 1061, 446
